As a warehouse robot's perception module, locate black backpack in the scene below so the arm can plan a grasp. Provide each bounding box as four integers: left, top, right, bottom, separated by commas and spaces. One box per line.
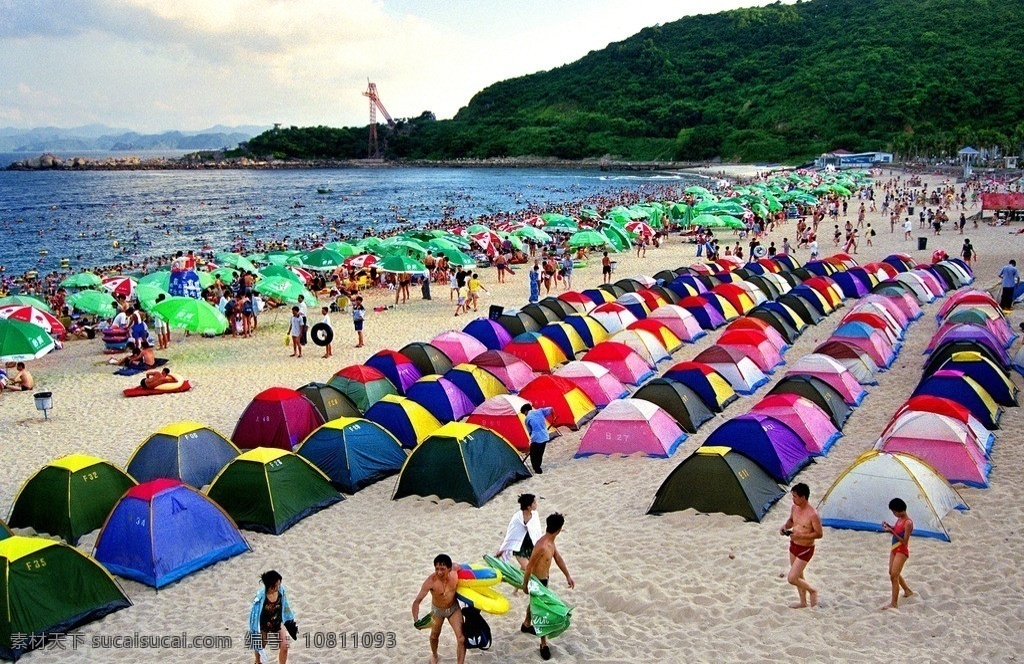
462, 606, 491, 650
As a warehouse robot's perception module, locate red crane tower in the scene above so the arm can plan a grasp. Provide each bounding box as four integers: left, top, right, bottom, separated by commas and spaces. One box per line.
363, 80, 395, 159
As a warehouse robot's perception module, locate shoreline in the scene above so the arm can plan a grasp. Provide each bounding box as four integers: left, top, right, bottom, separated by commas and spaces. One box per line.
5, 152, 759, 173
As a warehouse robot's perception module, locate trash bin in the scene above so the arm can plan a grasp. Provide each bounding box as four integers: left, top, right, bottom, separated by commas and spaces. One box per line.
908, 206, 915, 215
489, 305, 504, 321
917, 237, 928, 250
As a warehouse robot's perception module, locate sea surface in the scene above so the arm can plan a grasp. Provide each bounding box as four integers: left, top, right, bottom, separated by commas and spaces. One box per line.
0, 166, 699, 275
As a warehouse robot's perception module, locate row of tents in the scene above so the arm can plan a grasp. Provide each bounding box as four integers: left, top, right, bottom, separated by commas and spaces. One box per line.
815, 283, 1016, 542
647, 254, 912, 519
647, 252, 981, 523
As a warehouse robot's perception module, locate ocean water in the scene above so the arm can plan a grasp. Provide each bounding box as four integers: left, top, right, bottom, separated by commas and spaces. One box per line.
0, 167, 698, 275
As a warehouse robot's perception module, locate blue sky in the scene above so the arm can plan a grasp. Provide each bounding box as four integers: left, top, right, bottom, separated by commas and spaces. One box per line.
0, 0, 792, 132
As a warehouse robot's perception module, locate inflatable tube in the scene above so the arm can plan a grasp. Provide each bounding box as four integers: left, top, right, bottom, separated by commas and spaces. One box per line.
753, 245, 767, 258
456, 564, 501, 588
123, 380, 192, 398
310, 322, 333, 347
455, 586, 509, 615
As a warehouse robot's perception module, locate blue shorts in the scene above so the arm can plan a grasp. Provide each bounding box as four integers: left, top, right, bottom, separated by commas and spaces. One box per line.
354, 320, 364, 331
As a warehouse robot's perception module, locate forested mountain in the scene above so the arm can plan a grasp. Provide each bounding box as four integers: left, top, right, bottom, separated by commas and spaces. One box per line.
244, 0, 1024, 163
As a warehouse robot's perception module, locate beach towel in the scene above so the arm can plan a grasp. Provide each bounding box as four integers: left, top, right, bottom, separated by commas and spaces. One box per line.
123, 380, 191, 398
114, 358, 168, 376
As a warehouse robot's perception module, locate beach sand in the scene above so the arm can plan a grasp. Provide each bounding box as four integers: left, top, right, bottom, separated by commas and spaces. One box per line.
1, 171, 1021, 663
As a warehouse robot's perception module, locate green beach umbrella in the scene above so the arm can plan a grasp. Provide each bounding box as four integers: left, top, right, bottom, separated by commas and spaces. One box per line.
139, 270, 213, 292
690, 214, 727, 228
324, 242, 358, 257
136, 283, 170, 311
0, 295, 52, 312
542, 214, 578, 232
439, 248, 477, 268
685, 185, 711, 196
67, 290, 117, 317
214, 252, 257, 273
379, 255, 426, 273
465, 224, 491, 235
294, 248, 346, 271
426, 238, 460, 253
246, 253, 267, 263
579, 208, 601, 219
151, 297, 228, 335
358, 237, 384, 251
717, 216, 747, 229
60, 272, 102, 289
209, 267, 239, 283
380, 240, 427, 258
599, 223, 631, 252
568, 230, 611, 249
254, 277, 316, 304
265, 251, 299, 266
0, 318, 55, 361
259, 265, 304, 283
752, 203, 770, 218
512, 226, 552, 243
498, 233, 524, 251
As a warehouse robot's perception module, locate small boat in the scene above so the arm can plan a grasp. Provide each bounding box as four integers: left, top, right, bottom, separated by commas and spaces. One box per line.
317, 187, 333, 195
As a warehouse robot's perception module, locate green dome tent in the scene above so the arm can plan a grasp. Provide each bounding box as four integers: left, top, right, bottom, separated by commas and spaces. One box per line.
206, 448, 342, 535
392, 422, 530, 507
0, 537, 131, 660
8, 454, 137, 545
647, 446, 784, 521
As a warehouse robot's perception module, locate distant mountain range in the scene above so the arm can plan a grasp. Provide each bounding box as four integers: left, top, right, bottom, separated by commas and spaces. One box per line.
0, 124, 269, 152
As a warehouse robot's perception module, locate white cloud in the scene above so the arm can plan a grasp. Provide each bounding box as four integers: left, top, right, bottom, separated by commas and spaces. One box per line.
0, 0, 795, 131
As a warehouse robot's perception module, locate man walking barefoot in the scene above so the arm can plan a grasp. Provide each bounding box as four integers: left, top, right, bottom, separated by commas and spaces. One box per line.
412, 555, 465, 664
522, 514, 575, 661
780, 483, 822, 608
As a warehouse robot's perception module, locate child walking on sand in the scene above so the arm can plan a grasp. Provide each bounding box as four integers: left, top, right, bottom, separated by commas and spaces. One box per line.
320, 306, 333, 359
352, 296, 365, 348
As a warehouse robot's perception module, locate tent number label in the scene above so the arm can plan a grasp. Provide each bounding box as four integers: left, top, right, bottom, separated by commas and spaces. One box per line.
604, 433, 629, 441
325, 398, 339, 408
736, 469, 750, 480
24, 557, 46, 571
268, 459, 283, 468
81, 472, 100, 482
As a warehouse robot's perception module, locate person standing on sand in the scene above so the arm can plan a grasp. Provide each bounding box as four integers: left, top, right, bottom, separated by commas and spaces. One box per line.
780, 482, 822, 609
529, 264, 541, 303
319, 306, 333, 359
882, 498, 914, 610
288, 306, 303, 358
521, 513, 575, 661
521, 403, 554, 474
496, 493, 543, 570
352, 296, 365, 348
601, 252, 612, 284
997, 259, 1019, 312
412, 555, 465, 664
248, 570, 296, 664
960, 239, 976, 267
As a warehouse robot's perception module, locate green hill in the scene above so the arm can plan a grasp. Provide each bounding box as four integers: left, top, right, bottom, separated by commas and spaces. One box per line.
245, 0, 1024, 163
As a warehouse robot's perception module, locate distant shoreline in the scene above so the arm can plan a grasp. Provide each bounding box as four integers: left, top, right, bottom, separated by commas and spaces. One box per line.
4, 151, 753, 175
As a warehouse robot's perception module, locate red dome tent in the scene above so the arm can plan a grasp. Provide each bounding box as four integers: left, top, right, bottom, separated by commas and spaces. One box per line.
232, 387, 325, 451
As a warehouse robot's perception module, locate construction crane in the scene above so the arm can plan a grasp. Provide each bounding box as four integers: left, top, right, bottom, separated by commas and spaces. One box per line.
363, 80, 395, 159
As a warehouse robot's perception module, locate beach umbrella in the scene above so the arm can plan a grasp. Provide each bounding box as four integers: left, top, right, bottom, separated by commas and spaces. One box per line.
380, 239, 428, 258
101, 276, 136, 298
215, 252, 258, 273
426, 238, 460, 253
685, 186, 711, 195
136, 283, 170, 310
689, 214, 727, 228
600, 223, 632, 251
624, 220, 655, 237
0, 305, 65, 339
568, 230, 611, 249
151, 297, 228, 335
294, 248, 346, 270
207, 267, 239, 283
345, 254, 379, 269
0, 295, 51, 312
438, 247, 477, 268
59, 272, 102, 289
265, 250, 299, 265
0, 318, 55, 361
259, 265, 304, 283
542, 214, 578, 232
324, 242, 359, 257
254, 276, 316, 305
67, 289, 117, 317
379, 255, 426, 273
512, 226, 552, 243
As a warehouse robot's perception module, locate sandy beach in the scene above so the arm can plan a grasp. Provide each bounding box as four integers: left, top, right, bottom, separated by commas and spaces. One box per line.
1, 170, 1022, 664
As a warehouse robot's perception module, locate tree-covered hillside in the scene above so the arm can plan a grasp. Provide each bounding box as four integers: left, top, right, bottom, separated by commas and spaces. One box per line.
244, 0, 1024, 163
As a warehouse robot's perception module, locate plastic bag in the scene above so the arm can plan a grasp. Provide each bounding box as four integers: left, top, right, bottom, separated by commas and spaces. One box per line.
483, 555, 572, 639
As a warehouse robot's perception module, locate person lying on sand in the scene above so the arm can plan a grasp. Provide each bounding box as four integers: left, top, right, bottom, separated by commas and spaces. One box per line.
141, 367, 177, 390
